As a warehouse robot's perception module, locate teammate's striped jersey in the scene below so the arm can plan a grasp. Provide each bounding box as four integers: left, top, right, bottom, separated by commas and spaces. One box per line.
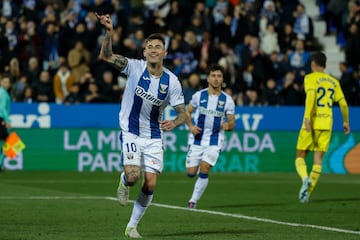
188, 88, 235, 146
303, 71, 345, 130
119, 59, 184, 139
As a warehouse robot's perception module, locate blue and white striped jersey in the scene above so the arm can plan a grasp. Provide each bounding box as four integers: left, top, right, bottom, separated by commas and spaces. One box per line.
188, 88, 235, 146
119, 59, 184, 139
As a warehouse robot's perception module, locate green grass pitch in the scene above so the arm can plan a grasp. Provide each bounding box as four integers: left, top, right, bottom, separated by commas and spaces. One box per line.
0, 171, 359, 240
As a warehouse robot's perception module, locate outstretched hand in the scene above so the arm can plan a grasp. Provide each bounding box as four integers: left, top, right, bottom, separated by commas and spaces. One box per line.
94, 12, 113, 32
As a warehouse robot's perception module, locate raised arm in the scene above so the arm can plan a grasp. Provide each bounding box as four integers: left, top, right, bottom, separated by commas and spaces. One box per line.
95, 12, 128, 71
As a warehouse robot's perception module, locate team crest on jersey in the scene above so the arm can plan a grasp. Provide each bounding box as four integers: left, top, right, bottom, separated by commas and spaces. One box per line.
218, 100, 225, 108
159, 84, 168, 94
126, 153, 134, 160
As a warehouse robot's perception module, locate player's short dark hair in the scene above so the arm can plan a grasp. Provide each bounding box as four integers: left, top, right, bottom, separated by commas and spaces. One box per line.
144, 33, 165, 47
207, 64, 225, 75
311, 52, 327, 68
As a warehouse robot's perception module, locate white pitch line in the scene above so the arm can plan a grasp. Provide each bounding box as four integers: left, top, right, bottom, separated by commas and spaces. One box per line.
1, 196, 359, 235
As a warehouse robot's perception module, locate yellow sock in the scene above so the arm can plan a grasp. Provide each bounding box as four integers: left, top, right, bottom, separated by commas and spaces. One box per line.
308, 164, 322, 194
295, 157, 308, 180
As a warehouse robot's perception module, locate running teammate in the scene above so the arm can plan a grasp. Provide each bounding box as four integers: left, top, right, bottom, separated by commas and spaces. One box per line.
185, 64, 235, 209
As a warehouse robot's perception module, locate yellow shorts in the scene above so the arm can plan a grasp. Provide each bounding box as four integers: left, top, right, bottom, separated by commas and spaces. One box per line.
296, 129, 332, 152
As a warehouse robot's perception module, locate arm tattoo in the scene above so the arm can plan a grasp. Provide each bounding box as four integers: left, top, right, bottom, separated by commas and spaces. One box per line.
101, 32, 128, 71
172, 104, 186, 126
103, 32, 113, 59
112, 55, 128, 71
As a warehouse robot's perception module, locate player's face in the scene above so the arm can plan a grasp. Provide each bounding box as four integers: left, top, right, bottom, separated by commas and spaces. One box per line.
143, 39, 167, 64
207, 70, 223, 89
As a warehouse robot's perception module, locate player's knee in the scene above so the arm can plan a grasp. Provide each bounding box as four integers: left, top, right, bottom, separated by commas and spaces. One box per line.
126, 175, 139, 186
187, 173, 197, 178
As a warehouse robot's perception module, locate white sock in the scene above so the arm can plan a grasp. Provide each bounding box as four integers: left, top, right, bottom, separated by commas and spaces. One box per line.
189, 174, 208, 203
127, 190, 153, 227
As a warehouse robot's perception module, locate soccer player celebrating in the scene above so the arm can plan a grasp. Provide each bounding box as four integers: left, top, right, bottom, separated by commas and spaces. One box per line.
295, 52, 350, 203
185, 64, 235, 209
95, 13, 185, 238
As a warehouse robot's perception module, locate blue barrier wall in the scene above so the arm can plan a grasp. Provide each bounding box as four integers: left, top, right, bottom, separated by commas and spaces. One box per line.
10, 103, 360, 131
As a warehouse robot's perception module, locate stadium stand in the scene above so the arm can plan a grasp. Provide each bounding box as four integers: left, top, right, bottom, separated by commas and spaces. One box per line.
0, 0, 359, 106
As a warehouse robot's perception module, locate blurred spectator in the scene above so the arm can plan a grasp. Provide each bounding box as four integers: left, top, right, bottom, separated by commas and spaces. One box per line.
39, 22, 61, 74
277, 0, 300, 26
339, 62, 357, 106
212, 0, 230, 26
292, 3, 322, 51
286, 39, 311, 84
324, 0, 348, 36
7, 57, 21, 83
182, 72, 202, 105
143, 0, 171, 19
39, 3, 59, 26
259, 0, 279, 31
21, 85, 34, 104
83, 80, 105, 103
354, 66, 360, 105
243, 89, 261, 106
98, 70, 122, 103
72, 22, 93, 51
260, 23, 280, 55
3, 19, 18, 53
191, 1, 212, 34
24, 57, 41, 86
279, 71, 302, 105
266, 51, 286, 84
84, 11, 103, 50
292, 3, 313, 40
110, 0, 130, 34
217, 42, 238, 89
213, 14, 233, 47
123, 29, 145, 58
239, 62, 258, 92
344, 23, 360, 70
0, 0, 20, 19
22, 0, 37, 22
261, 78, 280, 106
183, 29, 201, 61
17, 20, 42, 67
78, 72, 96, 97
165, 0, 188, 36
53, 62, 75, 104
278, 23, 296, 53
33, 70, 55, 103
10, 75, 28, 102
241, 36, 267, 87
64, 82, 83, 104
59, 6, 80, 54
67, 41, 91, 82
85, 0, 113, 17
